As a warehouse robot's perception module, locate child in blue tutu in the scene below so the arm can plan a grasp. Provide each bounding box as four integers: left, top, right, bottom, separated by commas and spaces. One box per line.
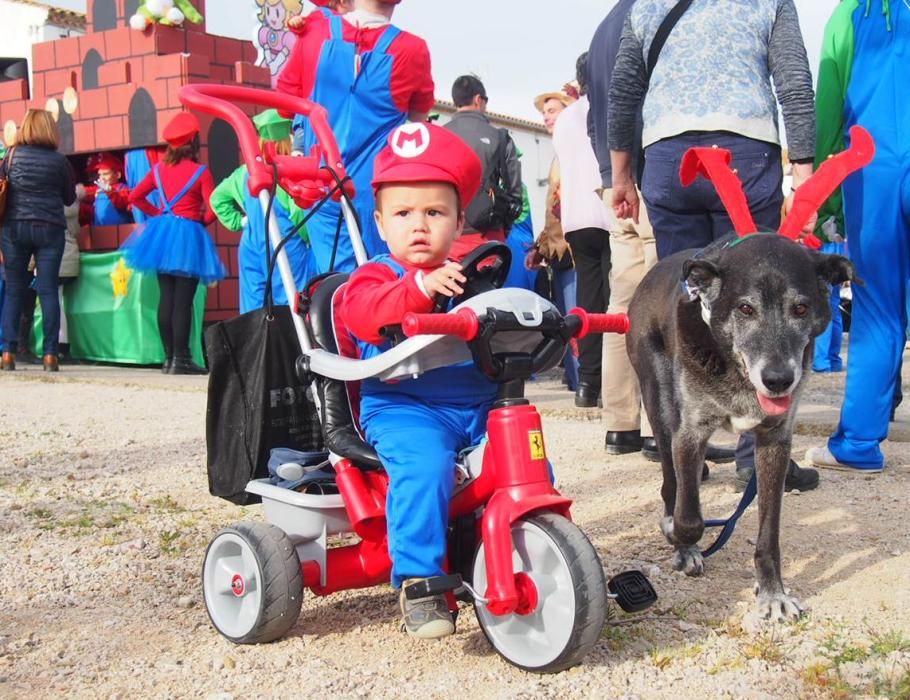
122, 112, 225, 375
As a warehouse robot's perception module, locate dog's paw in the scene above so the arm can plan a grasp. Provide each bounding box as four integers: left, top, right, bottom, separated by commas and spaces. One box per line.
660, 516, 675, 544
671, 545, 704, 576
752, 591, 805, 625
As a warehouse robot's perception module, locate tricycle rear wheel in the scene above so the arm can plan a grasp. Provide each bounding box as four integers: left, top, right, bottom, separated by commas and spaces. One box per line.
472, 512, 607, 673
202, 522, 303, 644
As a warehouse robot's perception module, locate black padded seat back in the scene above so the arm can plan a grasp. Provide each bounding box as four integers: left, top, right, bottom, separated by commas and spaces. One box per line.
306, 274, 383, 471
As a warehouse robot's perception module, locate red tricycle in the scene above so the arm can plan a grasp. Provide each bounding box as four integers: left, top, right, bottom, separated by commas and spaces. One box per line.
186, 85, 656, 673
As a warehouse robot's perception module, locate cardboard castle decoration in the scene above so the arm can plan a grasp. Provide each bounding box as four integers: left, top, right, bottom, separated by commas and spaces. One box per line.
0, 0, 273, 321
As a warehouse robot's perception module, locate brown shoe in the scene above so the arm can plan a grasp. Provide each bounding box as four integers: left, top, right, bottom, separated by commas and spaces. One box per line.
1, 352, 15, 371
42, 354, 59, 372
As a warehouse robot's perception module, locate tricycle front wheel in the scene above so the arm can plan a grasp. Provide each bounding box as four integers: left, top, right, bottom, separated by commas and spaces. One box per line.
472, 513, 607, 673
202, 522, 303, 644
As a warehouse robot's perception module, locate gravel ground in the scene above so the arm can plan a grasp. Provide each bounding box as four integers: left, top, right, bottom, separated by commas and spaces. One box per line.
1, 354, 910, 699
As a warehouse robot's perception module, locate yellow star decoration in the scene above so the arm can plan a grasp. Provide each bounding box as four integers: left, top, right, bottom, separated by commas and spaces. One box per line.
110, 258, 133, 298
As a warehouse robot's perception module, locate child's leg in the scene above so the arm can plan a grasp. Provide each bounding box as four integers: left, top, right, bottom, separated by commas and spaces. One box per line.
361, 398, 460, 588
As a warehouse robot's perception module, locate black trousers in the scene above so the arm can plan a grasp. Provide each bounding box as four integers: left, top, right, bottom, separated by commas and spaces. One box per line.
565, 227, 611, 385
157, 273, 198, 359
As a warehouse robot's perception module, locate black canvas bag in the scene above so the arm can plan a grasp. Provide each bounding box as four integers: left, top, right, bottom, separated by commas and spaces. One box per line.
205, 305, 324, 505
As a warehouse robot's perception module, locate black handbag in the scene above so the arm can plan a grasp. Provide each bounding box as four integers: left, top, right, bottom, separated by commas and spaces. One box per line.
204, 304, 324, 505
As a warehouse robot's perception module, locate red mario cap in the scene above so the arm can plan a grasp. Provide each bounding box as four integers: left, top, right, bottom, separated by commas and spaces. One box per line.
162, 112, 200, 148
372, 123, 482, 205
91, 152, 123, 173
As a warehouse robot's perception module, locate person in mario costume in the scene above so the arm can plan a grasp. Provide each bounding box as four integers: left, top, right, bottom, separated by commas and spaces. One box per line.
277, 0, 434, 274
121, 112, 224, 375
79, 152, 132, 226
338, 122, 489, 640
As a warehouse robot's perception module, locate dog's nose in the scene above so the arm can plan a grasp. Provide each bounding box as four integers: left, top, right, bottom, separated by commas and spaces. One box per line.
761, 367, 794, 395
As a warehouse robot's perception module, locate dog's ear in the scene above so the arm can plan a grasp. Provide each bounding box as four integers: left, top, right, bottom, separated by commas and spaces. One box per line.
815, 253, 859, 287
682, 259, 722, 301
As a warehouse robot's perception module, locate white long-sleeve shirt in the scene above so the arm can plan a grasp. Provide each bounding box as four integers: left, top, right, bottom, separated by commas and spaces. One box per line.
551, 96, 611, 234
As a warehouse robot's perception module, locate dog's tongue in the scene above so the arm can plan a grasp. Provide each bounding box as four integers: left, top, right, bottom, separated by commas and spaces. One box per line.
757, 391, 792, 416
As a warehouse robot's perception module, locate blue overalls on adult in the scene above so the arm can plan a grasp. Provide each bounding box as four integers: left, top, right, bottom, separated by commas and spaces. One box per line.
277, 3, 435, 273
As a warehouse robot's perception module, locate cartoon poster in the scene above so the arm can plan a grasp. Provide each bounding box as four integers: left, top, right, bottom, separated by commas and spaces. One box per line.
253, 0, 303, 85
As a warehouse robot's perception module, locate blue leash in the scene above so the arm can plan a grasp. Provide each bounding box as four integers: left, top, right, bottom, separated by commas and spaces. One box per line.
701, 469, 757, 558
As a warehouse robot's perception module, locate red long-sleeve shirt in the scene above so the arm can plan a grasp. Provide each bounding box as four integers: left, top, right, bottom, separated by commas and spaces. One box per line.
340, 259, 434, 346
128, 160, 216, 225
78, 183, 131, 225
277, 11, 435, 117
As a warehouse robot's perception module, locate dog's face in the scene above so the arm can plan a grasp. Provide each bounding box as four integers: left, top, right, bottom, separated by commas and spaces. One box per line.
683, 235, 855, 416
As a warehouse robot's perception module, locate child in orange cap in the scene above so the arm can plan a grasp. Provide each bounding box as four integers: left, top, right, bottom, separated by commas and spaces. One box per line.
338, 122, 487, 640
121, 111, 225, 375
79, 152, 132, 226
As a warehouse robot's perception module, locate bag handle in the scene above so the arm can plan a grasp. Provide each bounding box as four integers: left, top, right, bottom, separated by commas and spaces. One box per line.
646, 0, 695, 83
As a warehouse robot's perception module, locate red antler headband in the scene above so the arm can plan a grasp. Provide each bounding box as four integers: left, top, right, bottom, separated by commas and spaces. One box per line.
678, 125, 876, 250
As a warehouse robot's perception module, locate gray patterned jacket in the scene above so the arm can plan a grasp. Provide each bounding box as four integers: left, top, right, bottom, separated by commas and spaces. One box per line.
607, 0, 815, 162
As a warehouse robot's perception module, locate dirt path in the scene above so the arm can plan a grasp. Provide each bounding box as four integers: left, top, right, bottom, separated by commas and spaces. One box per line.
1, 362, 909, 699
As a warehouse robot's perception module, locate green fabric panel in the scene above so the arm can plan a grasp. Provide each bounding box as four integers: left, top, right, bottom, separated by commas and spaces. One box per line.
814, 0, 859, 240
210, 164, 247, 232
515, 184, 531, 225
31, 251, 206, 366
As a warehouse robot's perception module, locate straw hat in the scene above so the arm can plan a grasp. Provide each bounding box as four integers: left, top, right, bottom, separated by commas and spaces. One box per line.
533, 85, 577, 114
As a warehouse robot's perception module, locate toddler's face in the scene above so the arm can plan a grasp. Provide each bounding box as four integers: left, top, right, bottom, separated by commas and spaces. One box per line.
375, 183, 463, 267
97, 168, 120, 186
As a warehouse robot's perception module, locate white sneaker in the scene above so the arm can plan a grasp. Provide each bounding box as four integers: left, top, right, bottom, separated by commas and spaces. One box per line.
805, 446, 883, 473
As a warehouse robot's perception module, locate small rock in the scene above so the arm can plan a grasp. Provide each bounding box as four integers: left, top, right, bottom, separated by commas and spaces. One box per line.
677, 620, 700, 633
223, 656, 236, 670
211, 658, 224, 671
790, 489, 802, 495
746, 537, 756, 546
890, 550, 901, 557
176, 596, 194, 609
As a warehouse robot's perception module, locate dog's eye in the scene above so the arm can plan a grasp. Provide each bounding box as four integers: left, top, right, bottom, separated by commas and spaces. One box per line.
792, 304, 809, 318
738, 304, 755, 316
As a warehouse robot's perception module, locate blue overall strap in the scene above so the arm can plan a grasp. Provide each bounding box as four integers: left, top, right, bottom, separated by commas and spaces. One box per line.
372, 24, 401, 54
329, 11, 343, 39
152, 164, 172, 215
165, 165, 207, 210
701, 469, 757, 558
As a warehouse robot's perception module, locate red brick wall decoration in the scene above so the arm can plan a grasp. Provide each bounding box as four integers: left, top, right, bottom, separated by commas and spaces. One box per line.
0, 0, 266, 320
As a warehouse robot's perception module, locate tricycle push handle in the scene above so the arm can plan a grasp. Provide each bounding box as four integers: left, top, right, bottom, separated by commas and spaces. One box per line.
178, 84, 349, 205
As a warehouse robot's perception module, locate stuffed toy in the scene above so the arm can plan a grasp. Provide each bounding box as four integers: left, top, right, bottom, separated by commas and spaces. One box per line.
129, 0, 204, 30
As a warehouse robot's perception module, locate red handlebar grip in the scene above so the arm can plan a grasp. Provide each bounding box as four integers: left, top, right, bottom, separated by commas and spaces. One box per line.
402, 309, 479, 341
569, 308, 630, 338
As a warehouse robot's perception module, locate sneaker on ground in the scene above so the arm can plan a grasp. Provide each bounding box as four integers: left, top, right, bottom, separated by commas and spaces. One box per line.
805, 446, 884, 474
399, 579, 455, 640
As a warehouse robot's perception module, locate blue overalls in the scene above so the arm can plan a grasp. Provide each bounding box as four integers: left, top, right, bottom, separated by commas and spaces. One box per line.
238, 171, 313, 313
94, 184, 132, 226
352, 256, 497, 587
293, 10, 406, 273
813, 240, 846, 372
828, 3, 910, 468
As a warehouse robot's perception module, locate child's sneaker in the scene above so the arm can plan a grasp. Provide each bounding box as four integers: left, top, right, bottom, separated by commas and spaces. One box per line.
399, 579, 455, 639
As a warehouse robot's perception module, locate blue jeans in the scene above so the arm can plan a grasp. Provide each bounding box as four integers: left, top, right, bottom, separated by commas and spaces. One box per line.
0, 220, 65, 354
642, 132, 784, 258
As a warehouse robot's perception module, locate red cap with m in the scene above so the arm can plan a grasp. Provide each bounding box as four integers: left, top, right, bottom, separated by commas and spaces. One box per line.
372, 122, 482, 205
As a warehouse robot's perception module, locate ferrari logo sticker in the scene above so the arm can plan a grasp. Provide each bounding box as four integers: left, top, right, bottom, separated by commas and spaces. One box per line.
528, 430, 545, 460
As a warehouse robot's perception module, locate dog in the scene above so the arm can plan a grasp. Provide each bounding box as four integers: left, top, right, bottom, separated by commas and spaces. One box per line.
626, 233, 855, 622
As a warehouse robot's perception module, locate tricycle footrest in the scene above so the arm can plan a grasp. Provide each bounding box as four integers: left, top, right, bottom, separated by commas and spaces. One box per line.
403, 574, 463, 600
608, 570, 658, 613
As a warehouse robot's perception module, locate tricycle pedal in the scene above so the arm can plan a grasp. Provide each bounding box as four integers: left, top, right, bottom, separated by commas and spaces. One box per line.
403, 574, 464, 600
608, 570, 658, 613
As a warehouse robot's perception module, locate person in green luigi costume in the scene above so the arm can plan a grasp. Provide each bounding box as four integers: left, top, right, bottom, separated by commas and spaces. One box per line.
210, 109, 314, 314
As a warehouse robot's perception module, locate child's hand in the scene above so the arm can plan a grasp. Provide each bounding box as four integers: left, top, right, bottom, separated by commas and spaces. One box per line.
423, 262, 466, 299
